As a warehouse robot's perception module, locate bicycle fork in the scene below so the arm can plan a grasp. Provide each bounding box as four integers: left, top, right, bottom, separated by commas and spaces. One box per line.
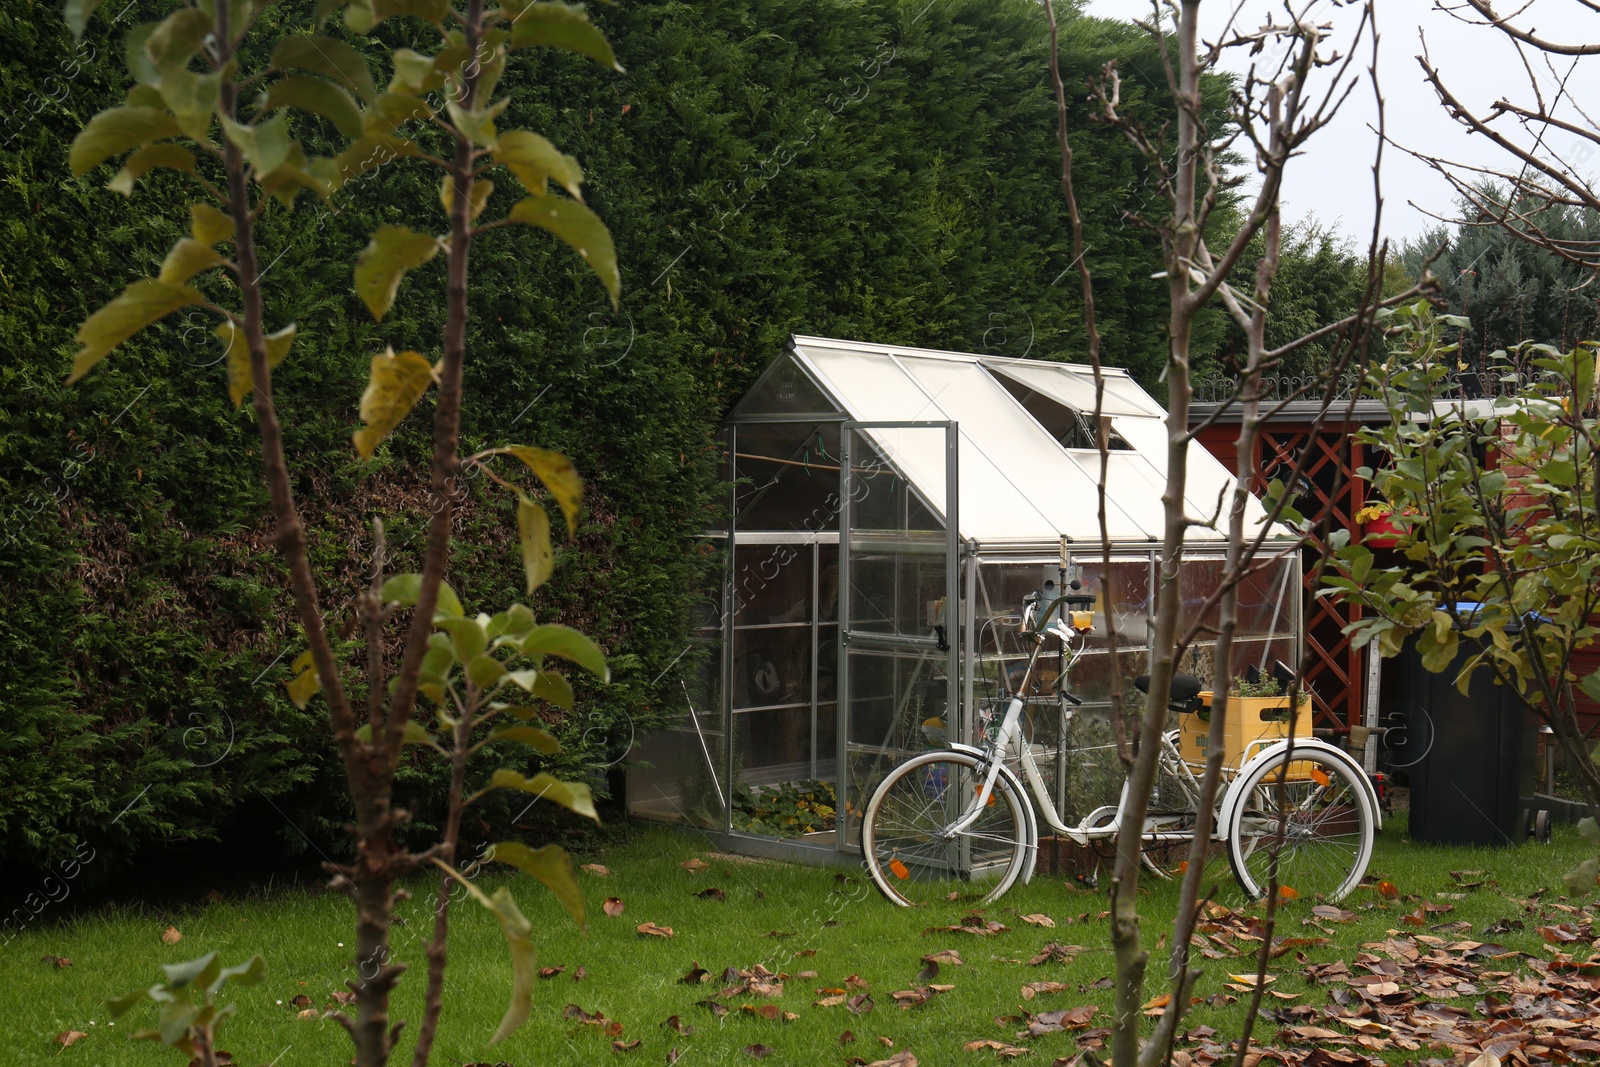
943, 696, 1024, 838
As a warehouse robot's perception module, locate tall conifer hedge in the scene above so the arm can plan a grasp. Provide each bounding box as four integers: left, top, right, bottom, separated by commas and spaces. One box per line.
0, 0, 1227, 874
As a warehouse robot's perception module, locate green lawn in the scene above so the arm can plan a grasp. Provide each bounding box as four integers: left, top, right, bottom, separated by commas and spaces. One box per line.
6, 815, 1596, 1067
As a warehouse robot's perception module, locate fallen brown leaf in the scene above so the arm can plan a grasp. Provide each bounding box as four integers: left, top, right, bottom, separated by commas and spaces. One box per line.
1282, 1025, 1344, 1042
55, 1031, 88, 1048
865, 1051, 917, 1067
681, 858, 709, 873
1020, 914, 1057, 928
1021, 981, 1071, 999
604, 897, 626, 917
741, 1044, 774, 1058
964, 1039, 1033, 1057
582, 863, 613, 876
161, 925, 182, 945
636, 922, 674, 938
1028, 943, 1086, 966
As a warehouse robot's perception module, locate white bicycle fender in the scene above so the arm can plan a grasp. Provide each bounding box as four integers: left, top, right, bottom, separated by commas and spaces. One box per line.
1218, 738, 1382, 837
946, 743, 1040, 886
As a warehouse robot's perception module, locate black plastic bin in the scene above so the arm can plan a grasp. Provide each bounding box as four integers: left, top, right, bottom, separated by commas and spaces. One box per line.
1387, 605, 1537, 847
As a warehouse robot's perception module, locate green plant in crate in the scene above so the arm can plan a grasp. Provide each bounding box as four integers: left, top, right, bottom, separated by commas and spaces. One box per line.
60, 0, 623, 1060
1229, 675, 1283, 699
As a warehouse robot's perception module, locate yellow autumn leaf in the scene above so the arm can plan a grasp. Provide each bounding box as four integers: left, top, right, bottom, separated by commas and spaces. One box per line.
352, 348, 437, 458
217, 322, 297, 407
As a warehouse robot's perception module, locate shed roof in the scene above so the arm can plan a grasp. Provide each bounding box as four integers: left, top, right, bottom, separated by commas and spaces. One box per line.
731, 337, 1283, 547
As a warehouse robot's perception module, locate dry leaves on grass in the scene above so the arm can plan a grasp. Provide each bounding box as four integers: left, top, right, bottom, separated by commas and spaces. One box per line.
681, 858, 709, 873
1151, 900, 1600, 1067
1028, 943, 1087, 965
603, 897, 625, 917
161, 925, 182, 944
1021, 981, 1072, 1000
582, 863, 612, 876
636, 921, 674, 938
55, 1031, 88, 1048
861, 1051, 917, 1067
926, 913, 1010, 936
564, 1003, 624, 1037
1311, 905, 1358, 923
739, 1004, 795, 1022
964, 1038, 1033, 1058
891, 985, 953, 1007
1020, 914, 1057, 928
1015, 1003, 1099, 1038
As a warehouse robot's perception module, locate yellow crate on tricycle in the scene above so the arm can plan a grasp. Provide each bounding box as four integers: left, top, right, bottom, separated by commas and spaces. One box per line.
1179, 692, 1313, 776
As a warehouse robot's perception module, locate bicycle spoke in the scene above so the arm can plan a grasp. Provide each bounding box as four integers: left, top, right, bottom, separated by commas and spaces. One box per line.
864, 753, 1028, 906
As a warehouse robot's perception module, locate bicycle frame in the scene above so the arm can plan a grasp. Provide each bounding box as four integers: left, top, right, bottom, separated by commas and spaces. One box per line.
952, 605, 1212, 849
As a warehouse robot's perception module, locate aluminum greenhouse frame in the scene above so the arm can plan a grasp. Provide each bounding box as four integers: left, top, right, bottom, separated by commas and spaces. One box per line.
626, 337, 1302, 863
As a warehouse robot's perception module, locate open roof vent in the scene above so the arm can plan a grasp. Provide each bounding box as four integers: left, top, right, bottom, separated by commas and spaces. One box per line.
989, 368, 1133, 451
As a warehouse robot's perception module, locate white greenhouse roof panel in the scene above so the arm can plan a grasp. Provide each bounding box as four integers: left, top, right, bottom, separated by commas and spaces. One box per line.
751, 337, 1282, 545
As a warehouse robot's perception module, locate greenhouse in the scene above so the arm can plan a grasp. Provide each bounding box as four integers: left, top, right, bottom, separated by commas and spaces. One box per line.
626, 336, 1303, 862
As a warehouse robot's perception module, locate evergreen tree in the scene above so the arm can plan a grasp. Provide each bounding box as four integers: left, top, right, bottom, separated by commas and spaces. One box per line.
1400, 191, 1600, 364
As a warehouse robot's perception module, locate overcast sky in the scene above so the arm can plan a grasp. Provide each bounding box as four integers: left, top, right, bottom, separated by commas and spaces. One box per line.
1077, 0, 1600, 251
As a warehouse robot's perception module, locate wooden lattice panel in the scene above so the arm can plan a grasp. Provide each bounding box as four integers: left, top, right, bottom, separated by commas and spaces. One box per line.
1194, 421, 1369, 730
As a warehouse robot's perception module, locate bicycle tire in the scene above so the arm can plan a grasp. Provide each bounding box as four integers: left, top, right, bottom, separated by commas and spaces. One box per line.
863, 750, 1031, 907
1226, 748, 1375, 902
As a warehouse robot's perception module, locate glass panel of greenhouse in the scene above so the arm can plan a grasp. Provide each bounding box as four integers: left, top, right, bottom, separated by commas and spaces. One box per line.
626, 337, 1301, 862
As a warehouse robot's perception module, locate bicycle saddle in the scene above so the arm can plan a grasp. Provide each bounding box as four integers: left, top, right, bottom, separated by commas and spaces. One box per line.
1133, 673, 1204, 712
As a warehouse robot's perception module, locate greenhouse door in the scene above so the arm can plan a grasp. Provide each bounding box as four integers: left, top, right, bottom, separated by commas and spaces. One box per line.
837, 422, 959, 852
